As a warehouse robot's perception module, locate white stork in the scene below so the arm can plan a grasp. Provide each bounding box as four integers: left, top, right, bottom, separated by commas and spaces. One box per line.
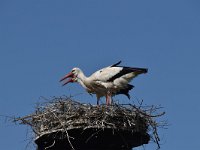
60, 61, 148, 105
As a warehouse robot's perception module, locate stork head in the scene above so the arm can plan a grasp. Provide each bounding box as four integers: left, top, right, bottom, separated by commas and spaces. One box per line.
60, 68, 80, 86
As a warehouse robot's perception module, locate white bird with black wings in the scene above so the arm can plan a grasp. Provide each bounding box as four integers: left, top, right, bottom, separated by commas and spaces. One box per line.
60, 61, 148, 105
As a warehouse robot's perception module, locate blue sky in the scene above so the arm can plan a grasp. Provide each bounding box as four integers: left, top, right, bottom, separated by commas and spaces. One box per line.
0, 0, 200, 149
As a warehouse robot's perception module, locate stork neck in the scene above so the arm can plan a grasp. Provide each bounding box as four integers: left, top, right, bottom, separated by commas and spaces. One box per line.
77, 70, 88, 83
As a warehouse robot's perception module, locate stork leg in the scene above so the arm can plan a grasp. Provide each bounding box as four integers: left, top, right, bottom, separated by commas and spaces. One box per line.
106, 91, 112, 105
106, 95, 109, 105
106, 95, 108, 105
96, 95, 101, 106
97, 98, 100, 105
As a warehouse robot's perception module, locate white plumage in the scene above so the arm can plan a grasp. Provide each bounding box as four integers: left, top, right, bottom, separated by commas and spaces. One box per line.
60, 61, 148, 105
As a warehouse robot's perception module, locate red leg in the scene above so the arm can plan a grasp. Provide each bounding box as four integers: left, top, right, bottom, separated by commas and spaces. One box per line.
106, 94, 108, 105
110, 96, 112, 105
106, 92, 112, 105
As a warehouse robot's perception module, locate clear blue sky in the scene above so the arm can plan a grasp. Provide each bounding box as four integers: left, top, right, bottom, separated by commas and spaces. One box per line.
0, 0, 200, 149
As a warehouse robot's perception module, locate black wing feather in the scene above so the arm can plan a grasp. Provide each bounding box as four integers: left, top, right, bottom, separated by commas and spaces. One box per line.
116, 84, 134, 99
111, 61, 122, 67
108, 67, 148, 82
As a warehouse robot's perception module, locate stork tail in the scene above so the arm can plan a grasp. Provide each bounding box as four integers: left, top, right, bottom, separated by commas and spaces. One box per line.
116, 84, 134, 99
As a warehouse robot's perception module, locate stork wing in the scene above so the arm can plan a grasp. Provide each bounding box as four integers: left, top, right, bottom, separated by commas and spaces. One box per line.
110, 61, 121, 67
92, 66, 123, 82
90, 61, 147, 83
108, 67, 148, 82
91, 61, 148, 82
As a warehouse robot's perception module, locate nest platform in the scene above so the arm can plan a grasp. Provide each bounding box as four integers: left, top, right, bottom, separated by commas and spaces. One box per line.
16, 97, 165, 150
35, 128, 149, 150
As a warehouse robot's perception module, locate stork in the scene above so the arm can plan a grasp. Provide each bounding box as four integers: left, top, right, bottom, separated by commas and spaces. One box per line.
60, 61, 148, 105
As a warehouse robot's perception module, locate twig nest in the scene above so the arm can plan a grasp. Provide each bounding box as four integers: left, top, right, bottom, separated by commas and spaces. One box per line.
15, 96, 166, 150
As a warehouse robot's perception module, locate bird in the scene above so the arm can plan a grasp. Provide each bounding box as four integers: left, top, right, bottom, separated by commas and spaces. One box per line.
60, 61, 148, 105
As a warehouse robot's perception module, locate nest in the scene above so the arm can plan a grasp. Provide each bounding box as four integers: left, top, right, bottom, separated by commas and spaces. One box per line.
15, 96, 166, 150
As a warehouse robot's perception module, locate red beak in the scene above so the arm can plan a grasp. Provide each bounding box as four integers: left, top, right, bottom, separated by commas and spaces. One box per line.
60, 72, 74, 86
